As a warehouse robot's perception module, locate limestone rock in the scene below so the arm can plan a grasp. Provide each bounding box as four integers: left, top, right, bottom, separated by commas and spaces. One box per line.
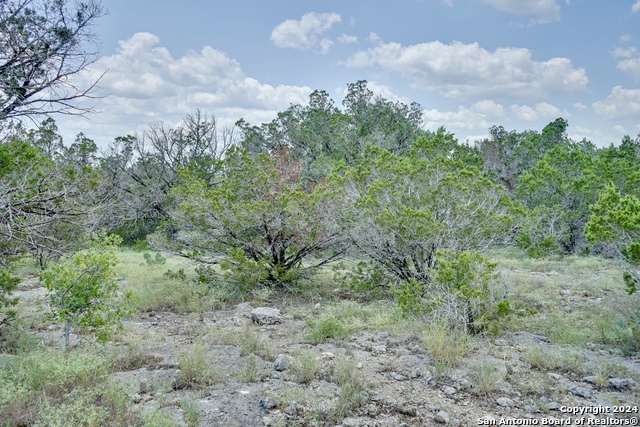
273, 354, 290, 371
251, 307, 282, 325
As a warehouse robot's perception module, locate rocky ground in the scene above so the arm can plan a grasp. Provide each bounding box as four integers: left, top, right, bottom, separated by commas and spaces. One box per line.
12, 279, 640, 427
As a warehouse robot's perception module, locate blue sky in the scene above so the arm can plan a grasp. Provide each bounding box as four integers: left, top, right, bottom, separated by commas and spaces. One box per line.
59, 0, 640, 147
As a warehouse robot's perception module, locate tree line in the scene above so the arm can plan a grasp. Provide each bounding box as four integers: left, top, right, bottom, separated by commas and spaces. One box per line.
1, 80, 639, 335
0, 1, 638, 340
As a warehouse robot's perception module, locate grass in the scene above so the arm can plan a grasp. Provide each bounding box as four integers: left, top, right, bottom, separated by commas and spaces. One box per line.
180, 398, 201, 427
468, 359, 504, 395
290, 351, 320, 384
3, 246, 639, 425
304, 300, 414, 344
238, 354, 263, 382
116, 249, 229, 313
329, 357, 368, 423
0, 347, 143, 427
208, 324, 277, 361
176, 341, 218, 390
523, 345, 584, 373
489, 248, 640, 352
421, 322, 473, 371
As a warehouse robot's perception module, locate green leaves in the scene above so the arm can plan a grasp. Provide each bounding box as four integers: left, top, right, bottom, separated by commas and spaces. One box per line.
157, 146, 343, 290
585, 186, 640, 294
333, 144, 516, 284
41, 233, 131, 346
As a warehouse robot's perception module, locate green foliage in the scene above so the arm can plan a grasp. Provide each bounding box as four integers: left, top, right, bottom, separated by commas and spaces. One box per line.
0, 348, 139, 426
154, 146, 343, 292
477, 118, 569, 194
394, 250, 509, 334
0, 268, 20, 319
585, 186, 640, 294
220, 248, 271, 293
176, 342, 217, 389
516, 143, 599, 253
143, 252, 166, 266
517, 205, 570, 257
41, 233, 131, 346
333, 260, 389, 297
332, 140, 516, 286
305, 317, 351, 344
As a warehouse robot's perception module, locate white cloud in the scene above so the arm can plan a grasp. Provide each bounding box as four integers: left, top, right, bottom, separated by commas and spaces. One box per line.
423, 101, 504, 131
67, 32, 312, 146
612, 47, 637, 58
633, 0, 640, 13
483, 0, 561, 24
510, 102, 564, 121
572, 102, 587, 110
337, 34, 358, 44
613, 125, 628, 134
270, 12, 341, 54
592, 86, 640, 119
617, 58, 640, 80
343, 40, 588, 99
612, 47, 640, 80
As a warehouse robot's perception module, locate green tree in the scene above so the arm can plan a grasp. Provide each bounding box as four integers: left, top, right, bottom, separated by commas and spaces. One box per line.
101, 110, 233, 242
238, 81, 424, 181
516, 142, 598, 254
0, 0, 105, 121
41, 233, 130, 346
152, 146, 344, 290
477, 118, 569, 195
594, 133, 640, 199
331, 139, 516, 286
585, 186, 640, 294
1, 136, 106, 265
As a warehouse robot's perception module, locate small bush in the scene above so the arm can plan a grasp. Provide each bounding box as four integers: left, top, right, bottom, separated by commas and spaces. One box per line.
306, 318, 350, 344
176, 342, 217, 389
394, 249, 511, 334
41, 233, 131, 346
468, 359, 504, 395
328, 358, 367, 423
0, 349, 140, 426
143, 252, 166, 266
523, 346, 583, 373
333, 260, 389, 298
421, 322, 472, 370
290, 352, 319, 384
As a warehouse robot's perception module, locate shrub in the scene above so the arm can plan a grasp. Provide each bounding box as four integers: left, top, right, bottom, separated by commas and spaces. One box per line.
393, 249, 511, 334
41, 233, 131, 346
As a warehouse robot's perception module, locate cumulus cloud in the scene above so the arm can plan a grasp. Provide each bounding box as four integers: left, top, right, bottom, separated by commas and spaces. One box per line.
66, 32, 312, 146
633, 0, 640, 13
343, 40, 588, 99
270, 12, 341, 54
423, 101, 504, 131
592, 86, 640, 119
337, 34, 358, 44
483, 0, 561, 23
612, 46, 640, 81
510, 102, 564, 121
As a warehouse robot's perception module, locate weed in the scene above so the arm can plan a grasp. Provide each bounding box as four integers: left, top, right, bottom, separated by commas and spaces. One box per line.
238, 354, 262, 382
0, 349, 140, 426
290, 352, 319, 384
421, 322, 472, 369
523, 346, 583, 373
468, 359, 504, 395
328, 357, 368, 422
180, 399, 200, 427
176, 342, 217, 389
